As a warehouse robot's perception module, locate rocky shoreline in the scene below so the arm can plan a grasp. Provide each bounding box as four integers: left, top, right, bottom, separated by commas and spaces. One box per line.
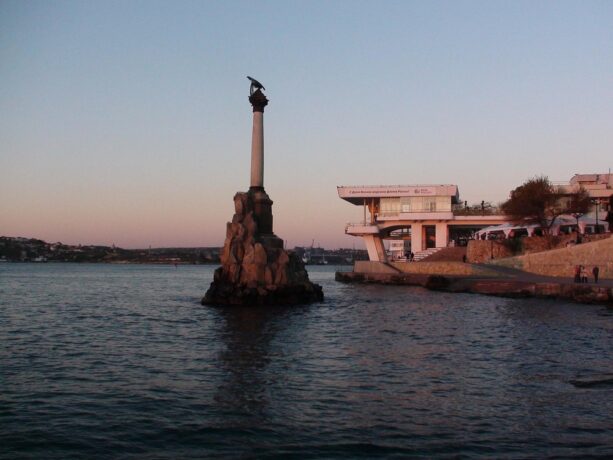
335, 271, 613, 306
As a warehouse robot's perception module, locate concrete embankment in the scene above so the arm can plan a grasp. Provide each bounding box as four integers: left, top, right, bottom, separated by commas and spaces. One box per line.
488, 235, 613, 279
336, 262, 613, 306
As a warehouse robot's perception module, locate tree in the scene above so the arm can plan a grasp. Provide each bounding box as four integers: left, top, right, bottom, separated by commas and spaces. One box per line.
566, 186, 592, 232
566, 187, 591, 214
501, 176, 591, 235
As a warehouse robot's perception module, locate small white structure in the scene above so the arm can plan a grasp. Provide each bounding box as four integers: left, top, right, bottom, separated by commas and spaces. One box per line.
551, 214, 609, 235
475, 223, 541, 240
388, 240, 410, 261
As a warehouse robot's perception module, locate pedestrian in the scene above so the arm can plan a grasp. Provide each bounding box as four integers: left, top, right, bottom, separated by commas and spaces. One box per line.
574, 265, 581, 283
592, 266, 599, 284
580, 265, 588, 283
462, 254, 467, 263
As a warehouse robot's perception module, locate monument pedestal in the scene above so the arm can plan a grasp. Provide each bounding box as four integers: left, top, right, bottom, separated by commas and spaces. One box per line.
202, 188, 323, 306
248, 186, 275, 236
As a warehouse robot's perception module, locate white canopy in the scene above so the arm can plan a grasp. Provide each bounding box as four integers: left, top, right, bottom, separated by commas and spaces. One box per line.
475, 213, 609, 238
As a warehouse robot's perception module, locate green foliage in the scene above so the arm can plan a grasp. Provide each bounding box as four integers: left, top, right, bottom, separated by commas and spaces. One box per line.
501, 176, 556, 227
501, 176, 592, 234
566, 187, 591, 216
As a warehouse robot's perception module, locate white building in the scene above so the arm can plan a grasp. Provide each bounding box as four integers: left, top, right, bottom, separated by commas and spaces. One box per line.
557, 173, 613, 216
338, 185, 506, 262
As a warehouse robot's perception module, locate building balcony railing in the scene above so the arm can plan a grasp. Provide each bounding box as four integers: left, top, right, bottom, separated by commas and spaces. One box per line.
452, 204, 502, 216
345, 223, 379, 234
378, 211, 455, 221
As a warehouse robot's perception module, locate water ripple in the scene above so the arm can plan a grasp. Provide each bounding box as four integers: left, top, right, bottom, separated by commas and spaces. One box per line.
1, 263, 612, 458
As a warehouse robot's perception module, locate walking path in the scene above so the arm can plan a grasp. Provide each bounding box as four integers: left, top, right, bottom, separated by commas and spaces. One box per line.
336, 264, 613, 306
481, 264, 613, 288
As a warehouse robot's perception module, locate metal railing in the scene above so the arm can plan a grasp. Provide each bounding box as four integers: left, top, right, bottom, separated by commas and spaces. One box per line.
452, 204, 502, 216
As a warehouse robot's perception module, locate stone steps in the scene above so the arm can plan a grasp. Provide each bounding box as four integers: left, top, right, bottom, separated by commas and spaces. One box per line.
423, 246, 467, 262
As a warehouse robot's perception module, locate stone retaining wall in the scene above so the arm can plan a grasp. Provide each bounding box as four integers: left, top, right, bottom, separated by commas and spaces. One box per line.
391, 261, 498, 276
354, 260, 498, 276
467, 234, 608, 264
466, 240, 513, 263
490, 235, 613, 279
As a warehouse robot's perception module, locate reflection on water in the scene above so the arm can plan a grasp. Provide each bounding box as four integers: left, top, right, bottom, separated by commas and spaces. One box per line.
1, 263, 612, 458
214, 305, 295, 416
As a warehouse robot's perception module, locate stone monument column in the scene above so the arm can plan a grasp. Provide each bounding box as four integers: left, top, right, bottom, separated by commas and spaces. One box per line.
249, 90, 267, 190
248, 88, 273, 235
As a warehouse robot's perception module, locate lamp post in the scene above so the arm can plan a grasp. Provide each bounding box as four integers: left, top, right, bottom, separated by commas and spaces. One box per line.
571, 212, 582, 243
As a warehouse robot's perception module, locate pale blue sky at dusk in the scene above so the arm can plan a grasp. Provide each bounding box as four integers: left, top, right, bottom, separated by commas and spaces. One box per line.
1, 0, 612, 248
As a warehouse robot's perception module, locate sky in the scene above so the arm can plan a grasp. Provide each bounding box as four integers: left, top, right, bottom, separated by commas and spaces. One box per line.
1, 0, 612, 249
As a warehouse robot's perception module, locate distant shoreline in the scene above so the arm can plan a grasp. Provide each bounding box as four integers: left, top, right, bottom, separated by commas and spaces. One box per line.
1, 236, 366, 265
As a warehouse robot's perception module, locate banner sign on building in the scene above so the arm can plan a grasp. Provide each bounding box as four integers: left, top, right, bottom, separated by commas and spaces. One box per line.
338, 185, 452, 198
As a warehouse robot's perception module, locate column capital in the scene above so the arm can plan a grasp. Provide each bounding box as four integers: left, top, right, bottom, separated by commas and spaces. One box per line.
249, 89, 269, 112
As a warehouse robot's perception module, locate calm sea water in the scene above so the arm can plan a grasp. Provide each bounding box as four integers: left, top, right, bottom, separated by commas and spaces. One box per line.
1, 263, 612, 459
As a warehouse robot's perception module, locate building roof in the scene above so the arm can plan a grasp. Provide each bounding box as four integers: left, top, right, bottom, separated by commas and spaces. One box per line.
337, 184, 460, 205
558, 173, 613, 199
570, 173, 613, 185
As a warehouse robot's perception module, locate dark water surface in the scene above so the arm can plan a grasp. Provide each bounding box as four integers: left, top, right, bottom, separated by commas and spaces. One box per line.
1, 263, 612, 459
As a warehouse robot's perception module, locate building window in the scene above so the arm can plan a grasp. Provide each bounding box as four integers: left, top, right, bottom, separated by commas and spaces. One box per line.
380, 198, 400, 216
436, 196, 451, 211
382, 196, 452, 213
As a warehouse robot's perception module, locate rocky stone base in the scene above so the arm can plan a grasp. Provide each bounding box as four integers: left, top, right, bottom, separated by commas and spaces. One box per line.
202, 188, 323, 306
203, 274, 323, 306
